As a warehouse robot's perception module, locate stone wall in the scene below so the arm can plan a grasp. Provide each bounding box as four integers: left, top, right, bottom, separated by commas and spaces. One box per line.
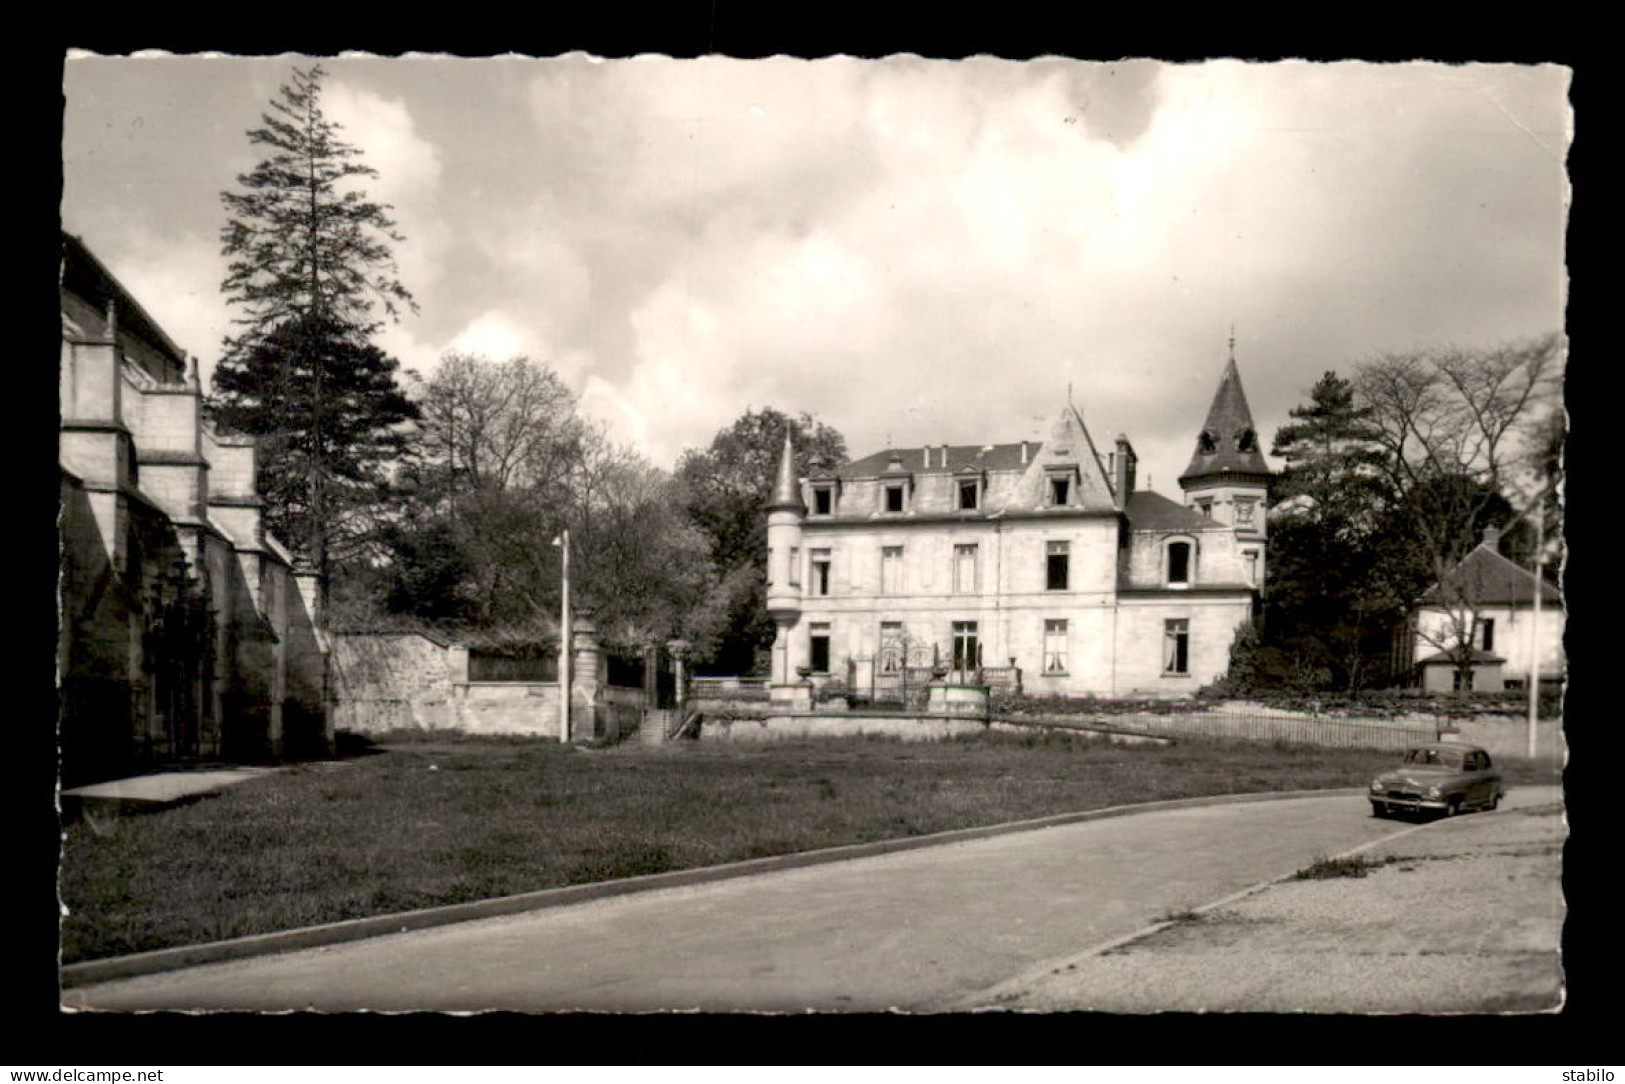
332, 625, 643, 741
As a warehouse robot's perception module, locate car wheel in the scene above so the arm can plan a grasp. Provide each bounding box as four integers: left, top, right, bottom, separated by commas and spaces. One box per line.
1489, 791, 1502, 811
1444, 796, 1462, 818
1371, 802, 1388, 819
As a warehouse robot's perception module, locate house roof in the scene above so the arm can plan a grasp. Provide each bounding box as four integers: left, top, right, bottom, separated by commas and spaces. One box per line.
1179, 356, 1273, 485
1421, 543, 1562, 607
61, 232, 190, 372
837, 441, 1039, 479
1124, 490, 1216, 532
1417, 647, 1507, 667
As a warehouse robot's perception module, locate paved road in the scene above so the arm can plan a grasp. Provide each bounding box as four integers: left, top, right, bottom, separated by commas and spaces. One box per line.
63, 787, 1559, 1013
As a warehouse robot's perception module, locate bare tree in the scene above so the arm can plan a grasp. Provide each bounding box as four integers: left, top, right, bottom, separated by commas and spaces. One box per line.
1356, 334, 1563, 689
411, 354, 584, 497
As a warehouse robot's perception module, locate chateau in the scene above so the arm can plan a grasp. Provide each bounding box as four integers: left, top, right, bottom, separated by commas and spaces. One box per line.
58, 234, 330, 784
765, 357, 1272, 699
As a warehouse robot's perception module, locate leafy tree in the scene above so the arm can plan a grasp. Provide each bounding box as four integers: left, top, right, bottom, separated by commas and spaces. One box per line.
676, 408, 847, 571
674, 408, 846, 673
209, 64, 418, 590
382, 354, 709, 646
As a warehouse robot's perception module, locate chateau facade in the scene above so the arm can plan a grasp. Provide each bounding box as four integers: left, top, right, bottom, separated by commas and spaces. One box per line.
765, 358, 1271, 699
59, 233, 330, 784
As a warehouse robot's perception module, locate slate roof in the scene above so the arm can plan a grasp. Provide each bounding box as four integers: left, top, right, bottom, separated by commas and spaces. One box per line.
1420, 544, 1562, 607
1416, 647, 1507, 666
767, 431, 806, 513
837, 441, 1040, 479
1180, 357, 1273, 484
1124, 490, 1216, 531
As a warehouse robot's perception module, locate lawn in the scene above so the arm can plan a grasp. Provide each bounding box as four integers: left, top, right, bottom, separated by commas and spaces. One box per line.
58, 731, 1559, 963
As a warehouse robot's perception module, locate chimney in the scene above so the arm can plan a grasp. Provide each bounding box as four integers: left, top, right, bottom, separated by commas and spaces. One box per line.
1020, 441, 1029, 465
1482, 525, 1502, 550
940, 444, 949, 468
922, 447, 929, 469
1114, 434, 1137, 501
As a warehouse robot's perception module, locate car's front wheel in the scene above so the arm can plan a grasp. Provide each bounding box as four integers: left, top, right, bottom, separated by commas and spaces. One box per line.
1370, 802, 1389, 819
1444, 796, 1463, 818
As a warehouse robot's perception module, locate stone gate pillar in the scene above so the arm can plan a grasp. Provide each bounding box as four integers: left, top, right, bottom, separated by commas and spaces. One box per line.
570, 610, 602, 742
666, 639, 691, 707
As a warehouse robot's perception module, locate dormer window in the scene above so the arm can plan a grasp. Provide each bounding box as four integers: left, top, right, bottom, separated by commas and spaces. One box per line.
812, 484, 835, 516
1050, 478, 1069, 505
1198, 430, 1218, 455
885, 483, 906, 513
1166, 539, 1193, 586
1236, 428, 1257, 452
958, 480, 979, 510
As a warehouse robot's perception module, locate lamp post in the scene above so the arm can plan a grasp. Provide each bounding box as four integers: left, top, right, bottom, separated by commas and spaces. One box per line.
554, 529, 570, 743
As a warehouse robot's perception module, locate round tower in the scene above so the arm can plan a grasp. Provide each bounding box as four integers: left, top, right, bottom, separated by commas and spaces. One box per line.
765, 430, 806, 685
1179, 349, 1273, 589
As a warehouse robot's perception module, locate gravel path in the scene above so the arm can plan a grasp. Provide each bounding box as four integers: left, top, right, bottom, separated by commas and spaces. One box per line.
976, 789, 1565, 1014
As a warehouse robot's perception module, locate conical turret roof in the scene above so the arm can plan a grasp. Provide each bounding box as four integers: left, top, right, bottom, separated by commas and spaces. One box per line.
766, 430, 806, 513
1180, 355, 1272, 486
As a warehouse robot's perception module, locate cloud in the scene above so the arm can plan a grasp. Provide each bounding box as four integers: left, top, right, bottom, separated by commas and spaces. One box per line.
61, 56, 1568, 496
61, 215, 232, 384
323, 79, 449, 301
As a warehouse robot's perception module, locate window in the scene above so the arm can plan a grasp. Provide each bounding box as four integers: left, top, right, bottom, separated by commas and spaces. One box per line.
953, 543, 978, 593
885, 484, 906, 513
812, 486, 834, 516
1049, 476, 1071, 506
810, 549, 831, 596
881, 546, 903, 594
951, 621, 980, 674
958, 480, 979, 510
1164, 619, 1189, 675
1046, 540, 1070, 591
1234, 498, 1256, 527
1195, 499, 1212, 518
1243, 549, 1259, 586
809, 623, 831, 673
1236, 428, 1257, 452
879, 622, 904, 674
1167, 540, 1192, 586
1043, 619, 1068, 673
1452, 668, 1475, 692
1476, 617, 1496, 652
789, 546, 800, 587
1198, 430, 1217, 454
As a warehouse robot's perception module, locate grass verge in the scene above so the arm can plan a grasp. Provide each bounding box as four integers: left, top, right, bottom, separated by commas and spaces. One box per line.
59, 730, 1558, 963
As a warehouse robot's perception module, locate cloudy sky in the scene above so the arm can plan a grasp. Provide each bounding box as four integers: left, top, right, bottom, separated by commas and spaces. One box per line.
61, 54, 1570, 495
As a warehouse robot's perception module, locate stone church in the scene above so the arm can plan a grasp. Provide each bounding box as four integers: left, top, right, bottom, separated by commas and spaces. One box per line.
765, 356, 1271, 699
58, 233, 330, 785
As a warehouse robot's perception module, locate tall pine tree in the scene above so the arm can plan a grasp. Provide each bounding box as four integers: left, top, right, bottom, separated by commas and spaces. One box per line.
209, 64, 418, 592
1262, 372, 1400, 691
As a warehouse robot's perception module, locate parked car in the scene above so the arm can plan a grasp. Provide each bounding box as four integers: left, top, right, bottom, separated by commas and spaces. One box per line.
1369, 743, 1504, 818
